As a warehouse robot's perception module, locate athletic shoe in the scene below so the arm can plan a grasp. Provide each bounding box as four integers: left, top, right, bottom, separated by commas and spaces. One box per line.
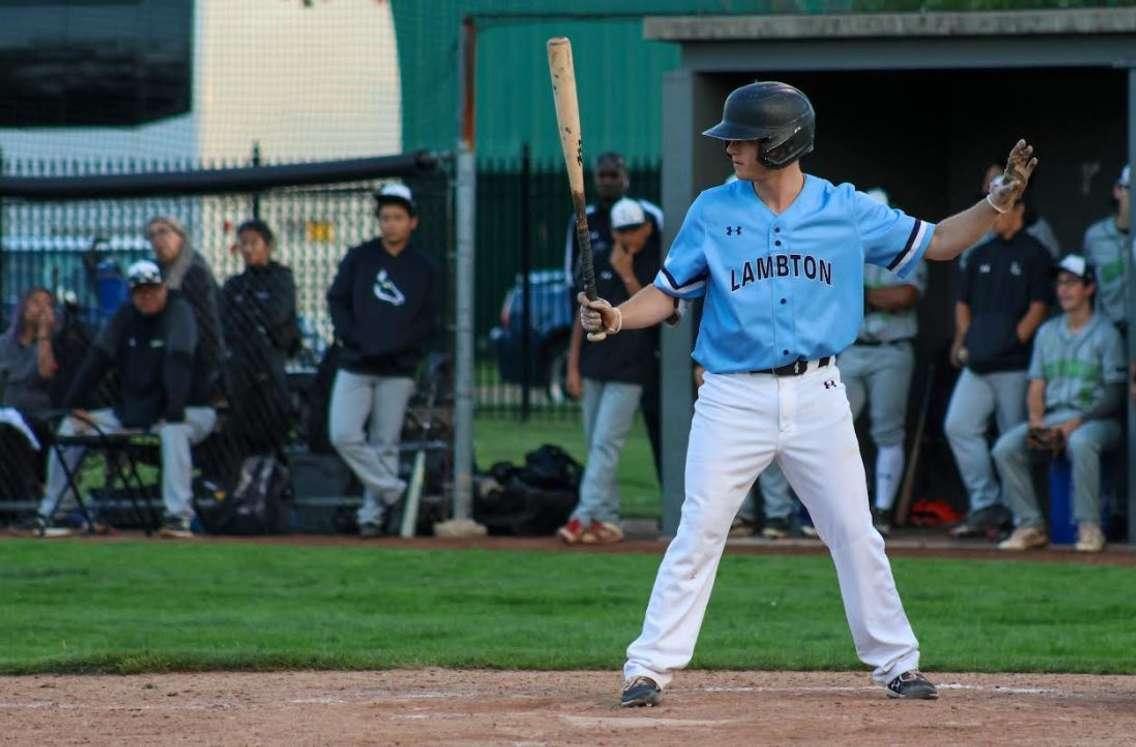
1074, 523, 1105, 553
557, 518, 586, 544
582, 521, 624, 544
359, 522, 382, 539
997, 525, 1048, 551
620, 676, 662, 707
13, 514, 74, 539
761, 517, 790, 540
872, 507, 892, 537
158, 515, 196, 539
949, 505, 1012, 539
886, 670, 938, 700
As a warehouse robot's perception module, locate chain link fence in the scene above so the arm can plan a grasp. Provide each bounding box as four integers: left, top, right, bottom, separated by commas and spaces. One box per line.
0, 154, 453, 524
474, 148, 660, 419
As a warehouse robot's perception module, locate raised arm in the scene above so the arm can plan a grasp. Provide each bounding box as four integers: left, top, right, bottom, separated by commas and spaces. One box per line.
925, 140, 1038, 262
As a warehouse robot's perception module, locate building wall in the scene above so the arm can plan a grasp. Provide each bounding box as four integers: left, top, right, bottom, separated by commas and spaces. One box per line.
0, 0, 402, 165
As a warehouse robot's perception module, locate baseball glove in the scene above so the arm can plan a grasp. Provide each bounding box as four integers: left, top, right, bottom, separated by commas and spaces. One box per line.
1027, 427, 1064, 457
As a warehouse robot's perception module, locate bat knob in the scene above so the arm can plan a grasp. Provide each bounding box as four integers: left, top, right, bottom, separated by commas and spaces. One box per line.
586, 331, 607, 343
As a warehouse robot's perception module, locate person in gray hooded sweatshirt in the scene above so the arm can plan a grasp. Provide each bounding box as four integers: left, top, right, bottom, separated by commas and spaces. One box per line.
146, 216, 224, 400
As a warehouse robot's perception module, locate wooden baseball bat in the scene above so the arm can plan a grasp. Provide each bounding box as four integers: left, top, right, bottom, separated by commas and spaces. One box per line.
895, 364, 935, 527
547, 36, 605, 342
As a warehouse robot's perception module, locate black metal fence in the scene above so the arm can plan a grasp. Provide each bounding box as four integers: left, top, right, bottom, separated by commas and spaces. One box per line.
473, 146, 661, 419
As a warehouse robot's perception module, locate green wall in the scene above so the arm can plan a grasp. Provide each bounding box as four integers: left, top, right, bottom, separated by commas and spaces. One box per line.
391, 1, 1135, 162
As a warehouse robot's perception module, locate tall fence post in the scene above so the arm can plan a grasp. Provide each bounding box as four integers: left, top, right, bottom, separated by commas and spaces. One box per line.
520, 143, 532, 420
453, 145, 476, 520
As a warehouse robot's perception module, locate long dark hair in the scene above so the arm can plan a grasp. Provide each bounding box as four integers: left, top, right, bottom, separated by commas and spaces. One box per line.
4, 286, 53, 344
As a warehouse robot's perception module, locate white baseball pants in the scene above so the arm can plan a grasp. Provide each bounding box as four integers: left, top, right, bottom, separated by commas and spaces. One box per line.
624, 363, 920, 688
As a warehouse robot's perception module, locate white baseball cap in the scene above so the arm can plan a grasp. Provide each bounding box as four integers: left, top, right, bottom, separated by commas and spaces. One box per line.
376, 182, 414, 208
1054, 253, 1094, 281
1119, 164, 1130, 189
611, 198, 646, 231
127, 259, 163, 288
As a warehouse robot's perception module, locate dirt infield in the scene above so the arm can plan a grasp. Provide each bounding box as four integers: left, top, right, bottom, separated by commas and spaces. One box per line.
3, 670, 1134, 745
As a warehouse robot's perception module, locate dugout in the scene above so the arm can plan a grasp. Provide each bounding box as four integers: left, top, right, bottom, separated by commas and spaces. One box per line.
646, 8, 1136, 541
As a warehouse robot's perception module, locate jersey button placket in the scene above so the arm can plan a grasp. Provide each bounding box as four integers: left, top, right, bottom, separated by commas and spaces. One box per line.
771, 225, 794, 365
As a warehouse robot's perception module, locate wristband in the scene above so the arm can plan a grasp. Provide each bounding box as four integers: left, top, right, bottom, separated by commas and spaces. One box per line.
985, 193, 1008, 214
609, 307, 623, 335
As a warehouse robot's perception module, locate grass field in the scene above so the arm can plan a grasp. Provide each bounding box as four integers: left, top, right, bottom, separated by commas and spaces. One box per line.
2, 540, 1133, 675
474, 413, 661, 520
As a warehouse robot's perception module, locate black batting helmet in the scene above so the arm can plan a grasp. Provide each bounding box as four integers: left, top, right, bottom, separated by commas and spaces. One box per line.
703, 81, 815, 169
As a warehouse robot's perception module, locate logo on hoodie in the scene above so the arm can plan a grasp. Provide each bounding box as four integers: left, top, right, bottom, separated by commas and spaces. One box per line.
373, 269, 406, 306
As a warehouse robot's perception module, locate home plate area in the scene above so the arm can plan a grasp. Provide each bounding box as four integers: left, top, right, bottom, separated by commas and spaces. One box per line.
3, 669, 1134, 745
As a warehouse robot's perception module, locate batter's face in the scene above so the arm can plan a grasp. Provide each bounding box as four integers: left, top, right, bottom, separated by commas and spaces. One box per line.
725, 140, 764, 180
1055, 272, 1094, 312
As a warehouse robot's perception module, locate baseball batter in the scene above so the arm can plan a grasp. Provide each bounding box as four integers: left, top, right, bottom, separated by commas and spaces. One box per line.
577, 81, 1037, 707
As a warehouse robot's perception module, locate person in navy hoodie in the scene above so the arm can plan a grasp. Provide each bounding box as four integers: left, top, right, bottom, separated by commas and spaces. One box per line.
326, 184, 440, 537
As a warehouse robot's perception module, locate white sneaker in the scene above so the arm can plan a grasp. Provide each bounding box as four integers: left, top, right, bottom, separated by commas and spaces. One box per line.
1074, 523, 1105, 553
997, 525, 1048, 551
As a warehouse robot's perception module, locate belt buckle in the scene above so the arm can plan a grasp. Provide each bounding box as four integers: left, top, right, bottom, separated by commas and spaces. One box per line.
794, 359, 807, 375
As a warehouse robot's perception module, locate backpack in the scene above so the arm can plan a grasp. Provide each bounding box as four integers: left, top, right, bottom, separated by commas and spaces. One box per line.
198, 455, 293, 534
472, 444, 582, 536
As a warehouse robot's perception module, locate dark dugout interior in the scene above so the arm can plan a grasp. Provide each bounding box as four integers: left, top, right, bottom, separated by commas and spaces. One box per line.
703, 68, 1128, 513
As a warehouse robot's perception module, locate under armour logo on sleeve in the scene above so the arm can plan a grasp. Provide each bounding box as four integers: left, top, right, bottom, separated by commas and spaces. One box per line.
823, 379, 837, 389
726, 226, 742, 236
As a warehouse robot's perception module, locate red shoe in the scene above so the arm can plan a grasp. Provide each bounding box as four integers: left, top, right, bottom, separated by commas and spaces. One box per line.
557, 518, 586, 544
582, 520, 624, 544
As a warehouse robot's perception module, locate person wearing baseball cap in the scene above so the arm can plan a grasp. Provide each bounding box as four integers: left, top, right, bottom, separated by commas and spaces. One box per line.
375, 182, 416, 215
326, 180, 440, 537
32, 259, 217, 539
992, 253, 1126, 553
1081, 164, 1130, 330
562, 153, 666, 484
558, 197, 660, 545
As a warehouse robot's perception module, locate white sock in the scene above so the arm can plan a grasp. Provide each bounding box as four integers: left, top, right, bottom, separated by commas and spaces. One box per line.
874, 444, 906, 511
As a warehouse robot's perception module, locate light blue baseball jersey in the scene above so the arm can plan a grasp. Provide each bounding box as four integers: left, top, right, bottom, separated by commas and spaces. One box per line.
654, 176, 935, 373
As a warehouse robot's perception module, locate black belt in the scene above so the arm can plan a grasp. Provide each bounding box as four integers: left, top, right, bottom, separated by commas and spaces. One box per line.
854, 338, 914, 347
755, 356, 831, 377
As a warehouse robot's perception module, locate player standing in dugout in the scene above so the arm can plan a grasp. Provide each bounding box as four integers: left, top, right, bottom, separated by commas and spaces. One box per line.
577, 81, 1038, 707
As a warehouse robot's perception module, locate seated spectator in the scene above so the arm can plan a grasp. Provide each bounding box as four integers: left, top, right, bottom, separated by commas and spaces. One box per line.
221, 219, 300, 455
992, 255, 1125, 553
147, 215, 224, 399
327, 184, 440, 537
558, 198, 659, 545
0, 287, 59, 496
32, 261, 217, 539
1081, 164, 1130, 331
1, 286, 59, 413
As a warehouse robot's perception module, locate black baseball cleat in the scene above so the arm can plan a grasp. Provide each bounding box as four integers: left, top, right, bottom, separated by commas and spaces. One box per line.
620, 676, 662, 707
886, 670, 939, 700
